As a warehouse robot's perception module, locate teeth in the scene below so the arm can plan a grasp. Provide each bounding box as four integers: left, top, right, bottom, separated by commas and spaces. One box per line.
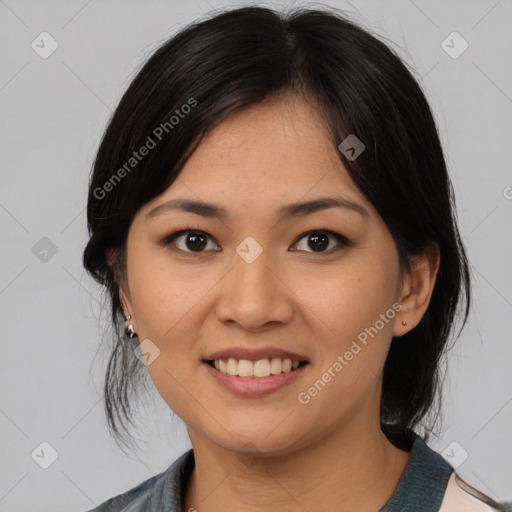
238, 359, 254, 377
212, 357, 304, 377
227, 357, 238, 376
254, 358, 271, 377
270, 357, 282, 375
282, 359, 292, 372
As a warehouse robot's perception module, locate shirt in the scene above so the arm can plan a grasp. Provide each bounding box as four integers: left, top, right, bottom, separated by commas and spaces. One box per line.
84, 429, 511, 512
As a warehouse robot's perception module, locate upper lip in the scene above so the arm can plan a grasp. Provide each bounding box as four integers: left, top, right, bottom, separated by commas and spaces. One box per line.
204, 347, 309, 363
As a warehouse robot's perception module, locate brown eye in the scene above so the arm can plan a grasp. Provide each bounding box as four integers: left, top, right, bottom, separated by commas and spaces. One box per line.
292, 230, 351, 253
164, 230, 219, 254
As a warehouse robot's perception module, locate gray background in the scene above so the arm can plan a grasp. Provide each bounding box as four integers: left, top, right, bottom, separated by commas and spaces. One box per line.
0, 0, 511, 510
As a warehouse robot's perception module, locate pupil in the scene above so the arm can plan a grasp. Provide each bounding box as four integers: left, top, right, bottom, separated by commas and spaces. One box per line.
187, 233, 207, 251
309, 233, 328, 251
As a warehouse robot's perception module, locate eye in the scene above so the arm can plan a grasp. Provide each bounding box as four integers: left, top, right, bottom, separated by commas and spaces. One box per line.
161, 228, 352, 256
163, 229, 220, 254
291, 230, 351, 254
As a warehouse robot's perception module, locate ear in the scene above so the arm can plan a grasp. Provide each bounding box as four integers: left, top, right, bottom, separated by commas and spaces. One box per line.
119, 286, 135, 321
107, 248, 135, 321
393, 242, 440, 337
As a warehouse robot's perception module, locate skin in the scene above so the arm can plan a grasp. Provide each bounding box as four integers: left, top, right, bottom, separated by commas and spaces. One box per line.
116, 93, 440, 512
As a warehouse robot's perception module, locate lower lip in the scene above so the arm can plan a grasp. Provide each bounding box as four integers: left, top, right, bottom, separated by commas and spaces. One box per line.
203, 362, 308, 397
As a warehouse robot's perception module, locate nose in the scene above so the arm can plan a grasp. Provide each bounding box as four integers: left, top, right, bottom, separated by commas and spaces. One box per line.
215, 244, 294, 332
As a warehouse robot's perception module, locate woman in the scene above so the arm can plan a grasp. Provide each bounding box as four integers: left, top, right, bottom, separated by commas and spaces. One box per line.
82, 6, 510, 512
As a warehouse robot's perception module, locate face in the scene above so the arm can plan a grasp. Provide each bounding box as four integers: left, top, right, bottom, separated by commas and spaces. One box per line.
119, 94, 411, 456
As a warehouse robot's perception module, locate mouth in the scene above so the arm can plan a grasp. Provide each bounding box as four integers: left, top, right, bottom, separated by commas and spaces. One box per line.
204, 358, 309, 378
201, 348, 310, 396
202, 356, 310, 397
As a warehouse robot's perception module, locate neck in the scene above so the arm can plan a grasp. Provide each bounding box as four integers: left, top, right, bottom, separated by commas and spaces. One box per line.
183, 420, 410, 512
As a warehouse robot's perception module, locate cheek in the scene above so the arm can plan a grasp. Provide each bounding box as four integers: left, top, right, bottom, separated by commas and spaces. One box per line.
128, 258, 209, 419
292, 252, 400, 404
129, 254, 213, 340
292, 255, 399, 336
294, 265, 397, 420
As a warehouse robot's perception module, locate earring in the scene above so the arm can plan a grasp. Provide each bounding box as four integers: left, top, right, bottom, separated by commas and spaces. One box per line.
125, 323, 137, 338
124, 315, 137, 338
401, 320, 407, 326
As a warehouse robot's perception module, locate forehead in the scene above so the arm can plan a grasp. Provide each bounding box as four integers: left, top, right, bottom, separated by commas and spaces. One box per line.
171, 94, 364, 203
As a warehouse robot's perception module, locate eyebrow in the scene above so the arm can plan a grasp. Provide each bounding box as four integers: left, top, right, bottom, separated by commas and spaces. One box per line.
146, 196, 369, 221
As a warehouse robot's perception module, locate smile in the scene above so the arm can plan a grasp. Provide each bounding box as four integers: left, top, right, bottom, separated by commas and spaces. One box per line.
207, 357, 308, 377
202, 358, 310, 397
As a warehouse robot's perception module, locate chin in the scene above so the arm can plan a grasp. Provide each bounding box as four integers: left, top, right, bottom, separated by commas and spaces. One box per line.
199, 421, 308, 458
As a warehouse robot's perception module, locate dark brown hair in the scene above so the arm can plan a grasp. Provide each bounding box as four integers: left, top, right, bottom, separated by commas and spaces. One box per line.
83, 5, 471, 452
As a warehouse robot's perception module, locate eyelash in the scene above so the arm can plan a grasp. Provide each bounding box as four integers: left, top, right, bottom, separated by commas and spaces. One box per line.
160, 226, 353, 256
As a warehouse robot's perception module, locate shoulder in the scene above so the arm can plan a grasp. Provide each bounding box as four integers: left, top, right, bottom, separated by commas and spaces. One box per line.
439, 472, 510, 512
381, 427, 511, 512
83, 471, 164, 512
82, 449, 195, 512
